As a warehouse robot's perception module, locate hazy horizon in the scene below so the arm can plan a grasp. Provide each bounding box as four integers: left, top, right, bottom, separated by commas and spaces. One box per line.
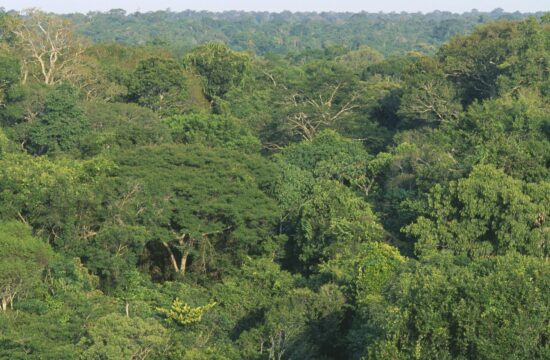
1, 0, 548, 15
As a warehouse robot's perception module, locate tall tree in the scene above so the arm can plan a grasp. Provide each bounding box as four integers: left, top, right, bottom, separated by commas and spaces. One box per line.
10, 9, 86, 85
110, 144, 281, 277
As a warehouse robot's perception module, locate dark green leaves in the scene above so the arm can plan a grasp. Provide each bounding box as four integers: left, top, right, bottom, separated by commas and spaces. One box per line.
27, 84, 90, 156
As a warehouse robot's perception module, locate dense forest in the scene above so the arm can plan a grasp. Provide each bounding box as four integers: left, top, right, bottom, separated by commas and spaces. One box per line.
64, 9, 542, 56
0, 7, 550, 359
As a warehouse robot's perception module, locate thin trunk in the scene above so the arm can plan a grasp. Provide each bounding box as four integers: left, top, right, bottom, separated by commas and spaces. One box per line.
1, 298, 7, 311
125, 301, 130, 318
22, 68, 29, 85
162, 241, 180, 272
180, 251, 189, 275
178, 236, 195, 275
163, 236, 196, 275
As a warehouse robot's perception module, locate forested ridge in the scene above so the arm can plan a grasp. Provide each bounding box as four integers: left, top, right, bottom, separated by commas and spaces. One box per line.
0, 8, 549, 359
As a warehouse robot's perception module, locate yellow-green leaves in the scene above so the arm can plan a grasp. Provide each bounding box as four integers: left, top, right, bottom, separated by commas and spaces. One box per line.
157, 298, 216, 326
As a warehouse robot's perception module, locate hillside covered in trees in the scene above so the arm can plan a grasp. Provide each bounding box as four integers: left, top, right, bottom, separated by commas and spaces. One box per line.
0, 7, 550, 359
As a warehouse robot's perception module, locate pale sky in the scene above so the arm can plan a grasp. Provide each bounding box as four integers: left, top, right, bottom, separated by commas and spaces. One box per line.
1, 0, 548, 14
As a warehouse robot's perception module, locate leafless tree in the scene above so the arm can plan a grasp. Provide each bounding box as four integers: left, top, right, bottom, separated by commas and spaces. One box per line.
286, 82, 359, 141
10, 9, 86, 85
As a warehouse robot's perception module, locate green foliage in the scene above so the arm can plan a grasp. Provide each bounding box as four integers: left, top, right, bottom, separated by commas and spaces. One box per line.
323, 243, 405, 358
0, 255, 115, 358
279, 130, 368, 176
211, 257, 297, 327
0, 51, 19, 107
26, 84, 90, 156
0, 221, 52, 311
397, 56, 462, 126
291, 179, 384, 270
185, 43, 250, 100
158, 298, 216, 326
128, 57, 190, 116
0, 82, 49, 127
405, 164, 550, 258
110, 144, 281, 278
66, 10, 536, 56
84, 225, 150, 292
0, 10, 549, 360
80, 313, 169, 359
237, 283, 347, 359
0, 127, 17, 154
163, 111, 260, 152
320, 242, 405, 305
82, 101, 172, 155
365, 254, 550, 360
439, 17, 550, 103
452, 90, 550, 181
335, 46, 384, 73
277, 130, 386, 195
0, 152, 111, 250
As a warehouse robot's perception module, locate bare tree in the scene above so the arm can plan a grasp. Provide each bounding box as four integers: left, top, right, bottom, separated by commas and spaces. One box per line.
286, 82, 359, 141
10, 9, 86, 85
398, 78, 461, 124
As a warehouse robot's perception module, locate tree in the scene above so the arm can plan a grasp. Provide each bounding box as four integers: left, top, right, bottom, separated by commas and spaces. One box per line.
110, 144, 281, 277
211, 257, 297, 334
290, 179, 384, 270
84, 225, 149, 294
237, 284, 347, 360
77, 43, 174, 102
405, 164, 550, 259
320, 242, 405, 305
0, 221, 52, 311
449, 90, 550, 182
80, 313, 169, 359
128, 57, 190, 116
0, 152, 111, 250
283, 61, 363, 141
0, 51, 19, 108
26, 83, 90, 155
1, 10, 549, 360
366, 254, 550, 360
335, 46, 384, 74
276, 130, 389, 195
319, 242, 405, 358
397, 56, 462, 126
184, 43, 250, 100
163, 111, 261, 153
81, 101, 172, 156
157, 299, 216, 327
374, 134, 460, 241
439, 17, 550, 103
0, 81, 49, 127
10, 9, 86, 85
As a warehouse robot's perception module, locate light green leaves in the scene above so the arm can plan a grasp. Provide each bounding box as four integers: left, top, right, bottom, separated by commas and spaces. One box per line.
158, 298, 216, 326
